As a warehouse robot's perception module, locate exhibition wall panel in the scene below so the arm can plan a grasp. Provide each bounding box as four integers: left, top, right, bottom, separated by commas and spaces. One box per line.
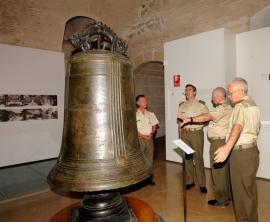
236, 27, 270, 178
0, 44, 65, 167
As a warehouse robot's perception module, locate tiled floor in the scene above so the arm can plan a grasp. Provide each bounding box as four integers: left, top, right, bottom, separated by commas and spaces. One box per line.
0, 159, 270, 222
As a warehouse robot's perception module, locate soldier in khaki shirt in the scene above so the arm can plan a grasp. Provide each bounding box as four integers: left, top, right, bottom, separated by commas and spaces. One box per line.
215, 78, 260, 222
177, 84, 209, 193
179, 87, 232, 206
136, 95, 159, 185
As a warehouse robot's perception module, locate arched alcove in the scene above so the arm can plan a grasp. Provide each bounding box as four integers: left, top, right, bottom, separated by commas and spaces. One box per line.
134, 61, 165, 138
62, 16, 95, 61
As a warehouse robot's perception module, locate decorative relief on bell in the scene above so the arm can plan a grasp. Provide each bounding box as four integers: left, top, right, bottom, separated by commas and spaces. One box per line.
69, 21, 128, 56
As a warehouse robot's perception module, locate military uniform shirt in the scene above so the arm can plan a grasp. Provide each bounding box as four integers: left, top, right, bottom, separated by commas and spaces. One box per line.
226, 96, 260, 145
178, 100, 209, 130
136, 109, 159, 136
208, 103, 232, 138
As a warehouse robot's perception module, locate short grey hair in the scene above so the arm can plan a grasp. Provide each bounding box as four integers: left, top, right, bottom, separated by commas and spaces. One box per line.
230, 77, 248, 93
213, 87, 226, 99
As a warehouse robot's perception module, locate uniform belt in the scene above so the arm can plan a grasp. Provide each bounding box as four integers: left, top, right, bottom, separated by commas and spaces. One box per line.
209, 137, 226, 142
234, 142, 257, 151
182, 128, 202, 132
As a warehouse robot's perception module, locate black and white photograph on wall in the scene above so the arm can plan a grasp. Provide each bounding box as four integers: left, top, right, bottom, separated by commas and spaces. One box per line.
0, 108, 58, 122
5, 95, 24, 107
0, 110, 9, 121
0, 95, 5, 107
24, 109, 42, 120
0, 94, 57, 107
23, 95, 43, 106
41, 95, 57, 106
42, 108, 58, 119
0, 109, 24, 122
0, 94, 58, 122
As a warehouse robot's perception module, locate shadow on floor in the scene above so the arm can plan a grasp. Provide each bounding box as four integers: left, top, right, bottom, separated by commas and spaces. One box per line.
0, 159, 56, 200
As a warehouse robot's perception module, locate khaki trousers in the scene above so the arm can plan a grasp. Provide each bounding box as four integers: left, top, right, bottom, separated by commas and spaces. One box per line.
230, 146, 259, 222
139, 137, 154, 167
180, 129, 206, 187
209, 138, 231, 203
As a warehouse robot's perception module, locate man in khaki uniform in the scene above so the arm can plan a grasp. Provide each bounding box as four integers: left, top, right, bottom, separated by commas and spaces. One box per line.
179, 87, 231, 206
177, 84, 209, 193
136, 95, 159, 185
215, 78, 260, 222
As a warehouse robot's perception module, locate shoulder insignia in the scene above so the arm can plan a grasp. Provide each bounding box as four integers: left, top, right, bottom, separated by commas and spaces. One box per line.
179, 101, 184, 106
198, 100, 205, 105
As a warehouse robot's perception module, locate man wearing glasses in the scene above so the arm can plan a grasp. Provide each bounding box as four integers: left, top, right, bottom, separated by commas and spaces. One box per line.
215, 78, 260, 222
179, 87, 232, 206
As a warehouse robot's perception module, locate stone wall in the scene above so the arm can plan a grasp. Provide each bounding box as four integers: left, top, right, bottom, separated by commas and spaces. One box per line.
126, 0, 270, 67
1, 0, 270, 63
1, 0, 270, 140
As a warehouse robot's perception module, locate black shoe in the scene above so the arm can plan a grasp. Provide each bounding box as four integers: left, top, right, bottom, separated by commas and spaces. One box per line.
186, 183, 195, 190
208, 199, 229, 207
200, 186, 207, 193
149, 181, 156, 186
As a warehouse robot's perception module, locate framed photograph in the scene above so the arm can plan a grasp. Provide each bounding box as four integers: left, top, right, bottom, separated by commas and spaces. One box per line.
0, 95, 5, 107
5, 95, 24, 107
0, 109, 24, 122
41, 95, 57, 106
24, 109, 42, 120
42, 108, 58, 119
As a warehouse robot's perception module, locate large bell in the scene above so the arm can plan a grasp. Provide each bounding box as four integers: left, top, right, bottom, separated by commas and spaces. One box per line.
47, 50, 152, 192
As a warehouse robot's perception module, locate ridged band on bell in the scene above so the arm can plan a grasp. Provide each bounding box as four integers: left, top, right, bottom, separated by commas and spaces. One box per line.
47, 51, 152, 192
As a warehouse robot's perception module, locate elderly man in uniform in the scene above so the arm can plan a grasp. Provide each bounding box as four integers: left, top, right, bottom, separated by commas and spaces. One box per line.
179, 87, 232, 206
215, 78, 260, 222
177, 84, 209, 193
136, 95, 159, 185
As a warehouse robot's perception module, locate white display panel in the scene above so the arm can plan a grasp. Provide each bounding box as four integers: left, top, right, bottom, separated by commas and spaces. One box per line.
236, 27, 270, 121
0, 43, 65, 167
236, 27, 270, 178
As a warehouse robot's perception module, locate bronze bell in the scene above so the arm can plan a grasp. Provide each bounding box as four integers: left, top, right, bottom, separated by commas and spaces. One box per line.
47, 49, 152, 192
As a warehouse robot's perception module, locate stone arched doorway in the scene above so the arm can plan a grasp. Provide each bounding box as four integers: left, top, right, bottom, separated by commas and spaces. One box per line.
134, 61, 165, 159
